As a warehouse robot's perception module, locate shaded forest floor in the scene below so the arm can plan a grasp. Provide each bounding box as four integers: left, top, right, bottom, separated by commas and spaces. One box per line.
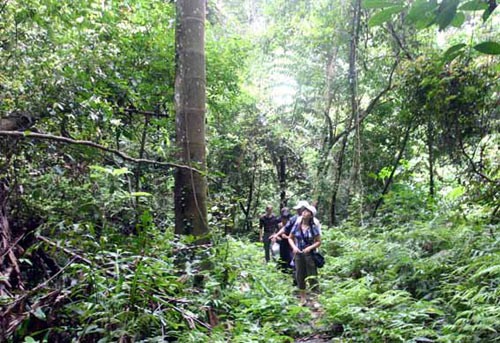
2, 200, 499, 342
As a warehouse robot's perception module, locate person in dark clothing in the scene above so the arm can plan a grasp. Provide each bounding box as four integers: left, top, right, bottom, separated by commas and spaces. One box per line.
275, 207, 292, 272
259, 205, 279, 262
270, 200, 309, 243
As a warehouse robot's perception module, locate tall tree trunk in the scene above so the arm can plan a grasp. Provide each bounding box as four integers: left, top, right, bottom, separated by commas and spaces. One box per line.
174, 0, 208, 236
134, 114, 151, 219
330, 0, 361, 226
244, 154, 257, 232
278, 155, 287, 209
329, 142, 347, 226
427, 116, 435, 197
316, 46, 339, 180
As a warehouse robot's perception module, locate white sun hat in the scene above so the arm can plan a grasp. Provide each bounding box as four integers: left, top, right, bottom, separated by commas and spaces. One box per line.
293, 200, 310, 210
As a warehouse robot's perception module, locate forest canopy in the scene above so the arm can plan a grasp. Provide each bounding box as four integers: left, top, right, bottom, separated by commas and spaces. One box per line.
0, 0, 498, 342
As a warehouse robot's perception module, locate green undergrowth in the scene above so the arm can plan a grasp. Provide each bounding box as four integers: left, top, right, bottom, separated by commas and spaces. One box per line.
318, 203, 499, 342
12, 228, 311, 342
10, 201, 499, 342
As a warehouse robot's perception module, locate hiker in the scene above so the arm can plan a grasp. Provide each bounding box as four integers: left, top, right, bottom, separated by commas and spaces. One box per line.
270, 200, 321, 243
259, 204, 279, 262
275, 207, 293, 272
288, 203, 321, 305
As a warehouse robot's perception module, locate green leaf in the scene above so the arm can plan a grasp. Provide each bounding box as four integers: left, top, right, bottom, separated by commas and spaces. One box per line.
444, 43, 466, 57
436, 0, 459, 30
459, 1, 488, 11
450, 11, 465, 27
442, 43, 466, 62
407, 0, 439, 29
473, 41, 500, 55
111, 167, 130, 176
89, 165, 112, 174
368, 6, 404, 27
33, 307, 46, 320
130, 191, 153, 197
472, 264, 500, 279
482, 5, 497, 22
23, 337, 38, 343
362, 0, 400, 9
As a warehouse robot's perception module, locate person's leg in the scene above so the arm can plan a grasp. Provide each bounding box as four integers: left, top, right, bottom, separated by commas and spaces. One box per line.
279, 240, 292, 272
294, 254, 307, 305
304, 253, 319, 293
278, 241, 286, 270
263, 235, 271, 262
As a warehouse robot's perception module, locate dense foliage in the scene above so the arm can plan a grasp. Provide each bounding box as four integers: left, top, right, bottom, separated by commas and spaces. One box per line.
1, 0, 498, 342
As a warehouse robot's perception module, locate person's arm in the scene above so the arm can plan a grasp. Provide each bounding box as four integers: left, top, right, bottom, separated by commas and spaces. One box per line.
288, 233, 301, 254
259, 217, 263, 242
270, 221, 286, 240
314, 218, 322, 235
272, 215, 294, 239
274, 223, 283, 240
274, 216, 279, 233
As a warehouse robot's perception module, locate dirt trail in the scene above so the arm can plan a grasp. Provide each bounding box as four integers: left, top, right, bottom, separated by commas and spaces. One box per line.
294, 299, 335, 343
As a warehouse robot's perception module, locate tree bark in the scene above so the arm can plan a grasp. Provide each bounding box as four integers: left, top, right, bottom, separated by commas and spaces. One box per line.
329, 0, 361, 226
278, 155, 287, 209
174, 0, 208, 237
244, 155, 257, 232
427, 116, 435, 197
316, 46, 339, 180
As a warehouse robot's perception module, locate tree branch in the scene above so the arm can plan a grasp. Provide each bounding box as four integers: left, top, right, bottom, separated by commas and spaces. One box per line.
0, 131, 203, 174
123, 108, 169, 118
458, 137, 495, 184
331, 58, 399, 147
386, 23, 413, 61
372, 117, 413, 217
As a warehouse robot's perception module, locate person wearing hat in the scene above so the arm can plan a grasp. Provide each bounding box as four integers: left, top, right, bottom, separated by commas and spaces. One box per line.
288, 203, 321, 305
259, 204, 279, 262
270, 200, 321, 243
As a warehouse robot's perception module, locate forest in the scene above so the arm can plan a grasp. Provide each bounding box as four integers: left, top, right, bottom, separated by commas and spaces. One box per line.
0, 0, 499, 342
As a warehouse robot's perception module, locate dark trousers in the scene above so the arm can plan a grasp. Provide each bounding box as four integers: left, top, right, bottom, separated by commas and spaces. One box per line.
294, 252, 318, 290
279, 240, 292, 272
263, 234, 272, 262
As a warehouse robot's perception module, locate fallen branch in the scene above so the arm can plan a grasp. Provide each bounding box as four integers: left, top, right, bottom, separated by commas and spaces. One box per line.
0, 233, 26, 262
0, 130, 203, 174
1, 256, 77, 320
171, 304, 212, 330
36, 235, 92, 265
152, 294, 211, 330
36, 235, 117, 278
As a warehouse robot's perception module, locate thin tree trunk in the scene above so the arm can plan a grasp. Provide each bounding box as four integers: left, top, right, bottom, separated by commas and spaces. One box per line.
427, 117, 435, 197
134, 114, 151, 215
330, 0, 361, 226
372, 119, 413, 217
278, 155, 287, 209
245, 157, 256, 232
174, 0, 208, 236
240, 153, 257, 233
330, 140, 348, 226
316, 46, 339, 180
